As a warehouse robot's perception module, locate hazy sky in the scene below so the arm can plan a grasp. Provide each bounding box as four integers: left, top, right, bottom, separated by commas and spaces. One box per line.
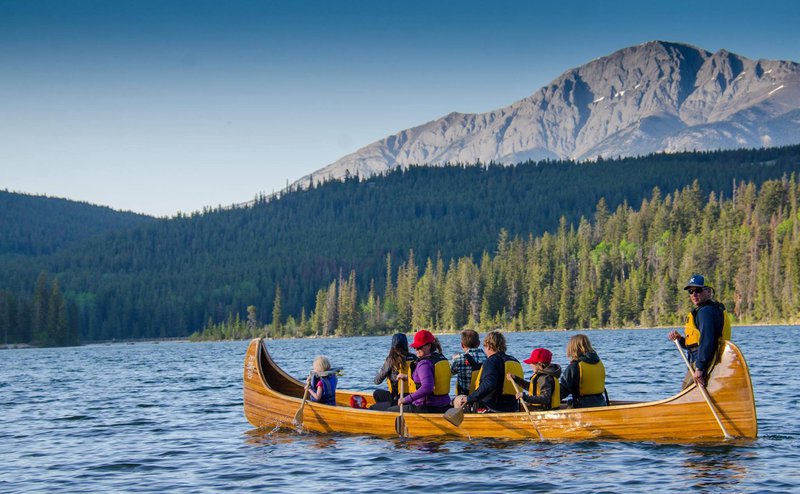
2, 0, 798, 217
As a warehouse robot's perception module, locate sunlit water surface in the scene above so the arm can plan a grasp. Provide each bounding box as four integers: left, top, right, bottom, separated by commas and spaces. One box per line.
1, 326, 798, 493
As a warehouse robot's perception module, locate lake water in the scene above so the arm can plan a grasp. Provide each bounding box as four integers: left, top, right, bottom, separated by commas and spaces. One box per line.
1, 326, 798, 493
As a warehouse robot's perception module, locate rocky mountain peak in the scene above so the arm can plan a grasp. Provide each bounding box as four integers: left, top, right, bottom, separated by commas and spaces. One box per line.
294, 41, 800, 188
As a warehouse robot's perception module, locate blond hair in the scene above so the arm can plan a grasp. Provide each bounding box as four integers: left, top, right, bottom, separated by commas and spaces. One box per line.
313, 355, 331, 373
483, 330, 506, 353
566, 334, 595, 361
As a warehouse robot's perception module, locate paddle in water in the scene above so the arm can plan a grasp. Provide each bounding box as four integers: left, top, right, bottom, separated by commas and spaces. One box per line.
507, 374, 543, 440
395, 378, 409, 438
293, 372, 313, 427
673, 339, 733, 440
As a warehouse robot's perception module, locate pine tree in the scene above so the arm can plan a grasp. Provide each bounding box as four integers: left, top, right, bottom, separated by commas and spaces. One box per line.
32, 272, 49, 345
272, 286, 283, 337
49, 278, 68, 346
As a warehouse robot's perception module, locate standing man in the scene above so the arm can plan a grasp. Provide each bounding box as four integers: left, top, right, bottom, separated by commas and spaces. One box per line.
668, 274, 731, 388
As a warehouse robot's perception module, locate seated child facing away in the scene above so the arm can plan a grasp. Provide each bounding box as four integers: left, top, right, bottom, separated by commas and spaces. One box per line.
307, 355, 338, 406
511, 348, 562, 410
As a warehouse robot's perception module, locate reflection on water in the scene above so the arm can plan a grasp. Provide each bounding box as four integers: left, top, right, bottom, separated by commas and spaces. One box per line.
683, 445, 753, 488
1, 326, 799, 493
394, 438, 451, 454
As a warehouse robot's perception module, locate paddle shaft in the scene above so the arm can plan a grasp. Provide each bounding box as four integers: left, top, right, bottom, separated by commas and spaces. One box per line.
397, 378, 408, 437
507, 375, 543, 440
673, 339, 732, 439
293, 372, 312, 425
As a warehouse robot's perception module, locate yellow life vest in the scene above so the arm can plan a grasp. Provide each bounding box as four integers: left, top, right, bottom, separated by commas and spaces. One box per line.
528, 373, 561, 410
412, 353, 451, 395
468, 372, 480, 394
683, 302, 732, 346
463, 352, 482, 394
577, 360, 606, 396
475, 354, 523, 396
388, 360, 417, 395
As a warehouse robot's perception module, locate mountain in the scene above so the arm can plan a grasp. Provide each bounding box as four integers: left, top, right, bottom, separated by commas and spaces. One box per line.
299, 41, 800, 186
0, 190, 154, 258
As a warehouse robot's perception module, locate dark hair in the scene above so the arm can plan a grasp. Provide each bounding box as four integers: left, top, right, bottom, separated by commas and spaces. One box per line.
389, 333, 409, 371
432, 337, 443, 355
460, 329, 480, 349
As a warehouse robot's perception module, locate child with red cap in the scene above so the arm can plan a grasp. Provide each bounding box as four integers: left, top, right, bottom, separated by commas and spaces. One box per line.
510, 347, 562, 411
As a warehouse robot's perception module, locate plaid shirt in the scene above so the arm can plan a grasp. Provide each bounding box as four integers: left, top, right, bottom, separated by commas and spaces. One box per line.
451, 348, 486, 393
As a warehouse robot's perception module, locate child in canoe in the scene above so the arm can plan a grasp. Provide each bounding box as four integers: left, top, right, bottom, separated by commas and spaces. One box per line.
560, 334, 608, 408
307, 355, 338, 406
510, 348, 562, 410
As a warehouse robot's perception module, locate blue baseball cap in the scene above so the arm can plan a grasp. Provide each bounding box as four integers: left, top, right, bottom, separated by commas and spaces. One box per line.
684, 274, 706, 290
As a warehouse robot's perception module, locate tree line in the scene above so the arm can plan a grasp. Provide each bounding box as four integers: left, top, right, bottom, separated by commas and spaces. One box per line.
191, 176, 800, 340
1, 272, 80, 346
3, 145, 800, 343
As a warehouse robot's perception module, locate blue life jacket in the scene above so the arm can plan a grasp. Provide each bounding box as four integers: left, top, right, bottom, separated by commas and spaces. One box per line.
311, 374, 337, 406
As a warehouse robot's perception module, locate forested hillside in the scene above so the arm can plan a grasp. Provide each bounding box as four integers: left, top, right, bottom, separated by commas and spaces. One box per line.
254, 177, 798, 340
0, 191, 153, 257
2, 145, 799, 344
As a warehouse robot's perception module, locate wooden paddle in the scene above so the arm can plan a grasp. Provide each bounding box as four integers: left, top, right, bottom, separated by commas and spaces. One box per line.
674, 339, 733, 440
443, 404, 465, 427
395, 378, 409, 438
507, 375, 543, 440
293, 372, 313, 426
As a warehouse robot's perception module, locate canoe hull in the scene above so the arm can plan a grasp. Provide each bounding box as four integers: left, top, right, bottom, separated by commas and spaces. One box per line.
243, 338, 757, 441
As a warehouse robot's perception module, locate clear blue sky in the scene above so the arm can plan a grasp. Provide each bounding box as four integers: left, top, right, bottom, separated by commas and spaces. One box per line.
2, 0, 798, 217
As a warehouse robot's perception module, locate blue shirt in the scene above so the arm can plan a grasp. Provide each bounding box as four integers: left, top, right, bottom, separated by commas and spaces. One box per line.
694, 301, 724, 373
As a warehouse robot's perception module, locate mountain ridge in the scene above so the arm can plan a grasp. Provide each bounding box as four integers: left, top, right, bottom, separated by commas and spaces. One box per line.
297, 41, 800, 187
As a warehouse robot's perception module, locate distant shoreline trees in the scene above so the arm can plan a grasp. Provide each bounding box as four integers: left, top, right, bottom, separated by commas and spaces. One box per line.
236, 176, 798, 339
1, 272, 80, 347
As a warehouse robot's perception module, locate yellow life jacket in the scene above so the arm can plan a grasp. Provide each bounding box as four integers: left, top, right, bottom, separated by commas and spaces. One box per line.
475, 354, 523, 396
684, 302, 732, 346
577, 360, 605, 396
463, 352, 482, 394
388, 360, 417, 395
413, 353, 451, 396
528, 372, 561, 410
469, 371, 480, 394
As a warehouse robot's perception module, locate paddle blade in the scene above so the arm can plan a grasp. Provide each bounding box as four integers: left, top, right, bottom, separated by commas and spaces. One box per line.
293, 384, 310, 426
443, 407, 464, 427
395, 415, 408, 438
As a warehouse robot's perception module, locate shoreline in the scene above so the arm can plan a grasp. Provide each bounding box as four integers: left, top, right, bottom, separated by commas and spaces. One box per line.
4, 321, 798, 348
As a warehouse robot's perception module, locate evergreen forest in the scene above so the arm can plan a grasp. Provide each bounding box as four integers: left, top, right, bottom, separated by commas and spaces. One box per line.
234, 177, 799, 340
0, 190, 153, 258
2, 145, 800, 345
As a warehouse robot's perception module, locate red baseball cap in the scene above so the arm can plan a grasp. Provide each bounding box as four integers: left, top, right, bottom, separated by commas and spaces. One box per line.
410, 329, 435, 349
523, 348, 552, 364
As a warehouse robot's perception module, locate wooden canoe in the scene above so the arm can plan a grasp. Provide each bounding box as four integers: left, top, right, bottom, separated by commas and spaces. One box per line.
243, 338, 757, 441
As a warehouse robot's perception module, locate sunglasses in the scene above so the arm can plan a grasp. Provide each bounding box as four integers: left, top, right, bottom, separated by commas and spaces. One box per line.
687, 287, 705, 295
